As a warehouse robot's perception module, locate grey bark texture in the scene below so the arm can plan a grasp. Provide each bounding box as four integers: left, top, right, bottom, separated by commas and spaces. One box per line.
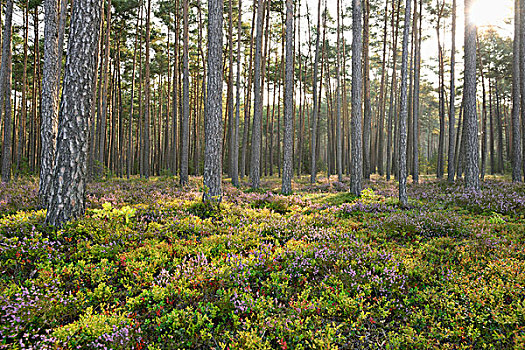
448, 0, 456, 182
399, 0, 411, 206
350, 0, 363, 196
515, 0, 523, 182
46, 0, 102, 227
413, 0, 421, 183
463, 0, 480, 190
282, 0, 294, 195
363, 0, 372, 181
250, 0, 265, 189
232, 0, 242, 187
39, 0, 61, 206
180, 0, 190, 185
310, 0, 322, 184
0, 0, 13, 183
521, 0, 525, 181
203, 0, 224, 201
336, 0, 343, 182
144, 0, 151, 178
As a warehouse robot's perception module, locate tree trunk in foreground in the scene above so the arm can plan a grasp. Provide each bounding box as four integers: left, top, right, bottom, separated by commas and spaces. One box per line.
46, 0, 102, 227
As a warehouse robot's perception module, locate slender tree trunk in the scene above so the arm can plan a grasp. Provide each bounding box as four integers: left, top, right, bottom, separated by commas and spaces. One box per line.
350, 0, 363, 196
0, 0, 14, 182
180, 0, 190, 184
387, 0, 401, 180
399, 0, 411, 206
17, 0, 29, 177
144, 0, 151, 178
232, 0, 242, 187
464, 0, 480, 190
240, 0, 256, 179
413, 0, 422, 183
282, 0, 294, 194
377, 0, 390, 176
127, 13, 139, 179
448, 0, 457, 182
335, 0, 343, 181
250, 0, 265, 188
97, 0, 111, 175
310, 0, 322, 184
46, 0, 102, 226
362, 0, 371, 181
203, 0, 223, 201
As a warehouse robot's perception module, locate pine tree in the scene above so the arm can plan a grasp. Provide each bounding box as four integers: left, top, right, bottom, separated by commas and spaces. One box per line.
46, 0, 102, 226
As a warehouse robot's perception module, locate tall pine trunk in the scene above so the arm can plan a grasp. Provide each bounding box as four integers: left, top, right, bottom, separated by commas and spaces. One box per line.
46, 0, 102, 226
399, 0, 411, 207
0, 0, 14, 182
464, 0, 480, 190
282, 0, 294, 194
350, 0, 363, 196
203, 0, 223, 201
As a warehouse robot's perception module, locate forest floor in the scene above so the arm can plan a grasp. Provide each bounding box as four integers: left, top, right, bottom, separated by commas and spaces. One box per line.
0, 174, 524, 349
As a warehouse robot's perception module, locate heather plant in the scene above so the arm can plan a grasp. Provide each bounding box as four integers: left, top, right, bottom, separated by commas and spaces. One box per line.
0, 176, 524, 349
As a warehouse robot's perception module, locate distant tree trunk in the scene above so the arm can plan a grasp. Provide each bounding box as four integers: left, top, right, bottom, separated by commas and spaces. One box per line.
480, 47, 488, 180
464, 0, 480, 190
362, 0, 371, 181
180, 0, 189, 185
240, 0, 256, 179
128, 13, 139, 179
250, 0, 265, 189
282, 0, 294, 194
46, 0, 102, 226
494, 81, 504, 173
16, 0, 29, 177
436, 0, 445, 179
399, 0, 411, 206
350, 0, 363, 196
310, 0, 322, 184
171, 0, 179, 175
232, 0, 242, 187
97, 0, 111, 175
413, 0, 422, 183
376, 0, 390, 176
448, 0, 457, 182
143, 0, 151, 178
203, 0, 223, 201
0, 0, 14, 183
335, 0, 343, 182
386, 0, 401, 180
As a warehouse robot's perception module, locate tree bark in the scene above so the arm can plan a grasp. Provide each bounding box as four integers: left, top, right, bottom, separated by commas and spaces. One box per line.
203, 0, 223, 201
399, 0, 411, 206
0, 0, 14, 183
310, 0, 322, 184
282, 0, 294, 194
448, 0, 457, 182
362, 0, 372, 181
350, 0, 363, 196
464, 0, 480, 190
180, 0, 190, 185
46, 0, 102, 227
232, 0, 242, 187
250, 0, 265, 188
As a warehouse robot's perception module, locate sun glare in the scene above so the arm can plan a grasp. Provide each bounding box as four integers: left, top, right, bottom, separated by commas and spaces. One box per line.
468, 0, 513, 29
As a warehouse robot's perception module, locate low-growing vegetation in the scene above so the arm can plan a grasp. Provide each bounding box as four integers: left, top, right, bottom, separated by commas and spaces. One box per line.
1, 176, 524, 349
